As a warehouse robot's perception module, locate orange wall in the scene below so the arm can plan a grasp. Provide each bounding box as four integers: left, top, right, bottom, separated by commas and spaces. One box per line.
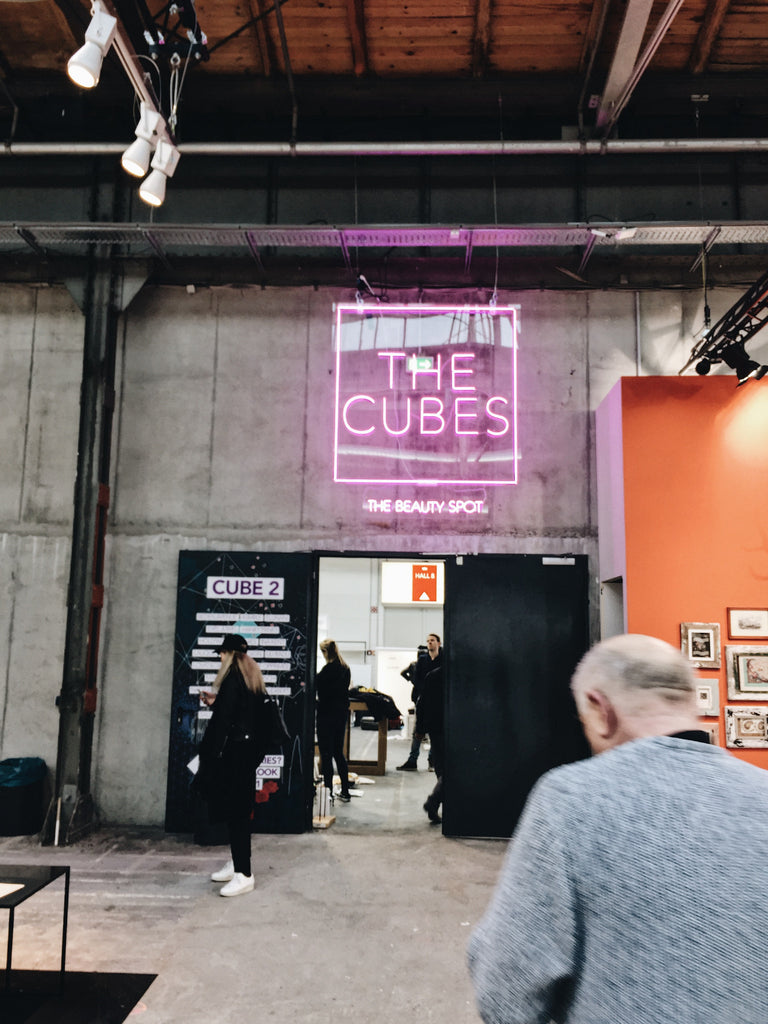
621, 375, 768, 769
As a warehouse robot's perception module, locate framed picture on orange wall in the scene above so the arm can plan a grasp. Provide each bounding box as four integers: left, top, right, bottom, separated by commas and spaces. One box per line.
727, 608, 768, 640
681, 622, 721, 670
725, 706, 768, 748
695, 679, 719, 717
726, 645, 768, 699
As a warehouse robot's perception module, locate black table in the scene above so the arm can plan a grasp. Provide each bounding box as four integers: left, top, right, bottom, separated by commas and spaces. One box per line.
0, 865, 70, 992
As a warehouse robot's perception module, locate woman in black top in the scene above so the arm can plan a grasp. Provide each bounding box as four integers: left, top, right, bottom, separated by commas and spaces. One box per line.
197, 633, 269, 896
315, 639, 352, 802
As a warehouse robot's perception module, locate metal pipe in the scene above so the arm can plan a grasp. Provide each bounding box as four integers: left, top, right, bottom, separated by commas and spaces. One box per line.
4, 137, 768, 158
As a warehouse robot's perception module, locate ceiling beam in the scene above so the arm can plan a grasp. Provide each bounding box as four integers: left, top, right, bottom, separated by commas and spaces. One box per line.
688, 0, 731, 74
346, 0, 369, 76
595, 0, 655, 129
578, 0, 611, 75
247, 0, 275, 76
471, 0, 493, 77
595, 0, 686, 138
577, 0, 612, 135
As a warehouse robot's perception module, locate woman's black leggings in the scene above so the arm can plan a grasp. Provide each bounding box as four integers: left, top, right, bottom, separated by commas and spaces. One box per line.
317, 710, 349, 795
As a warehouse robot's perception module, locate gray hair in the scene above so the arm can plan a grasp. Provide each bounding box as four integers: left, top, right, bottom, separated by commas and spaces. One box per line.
571, 633, 697, 705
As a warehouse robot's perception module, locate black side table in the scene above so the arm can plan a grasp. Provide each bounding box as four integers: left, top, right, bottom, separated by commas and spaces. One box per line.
0, 864, 70, 992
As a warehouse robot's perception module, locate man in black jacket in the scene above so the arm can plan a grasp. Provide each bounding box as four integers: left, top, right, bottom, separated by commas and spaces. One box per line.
397, 633, 442, 771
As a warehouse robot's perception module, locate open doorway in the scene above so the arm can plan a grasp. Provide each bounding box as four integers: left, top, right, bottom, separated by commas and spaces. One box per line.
313, 552, 590, 838
315, 555, 445, 832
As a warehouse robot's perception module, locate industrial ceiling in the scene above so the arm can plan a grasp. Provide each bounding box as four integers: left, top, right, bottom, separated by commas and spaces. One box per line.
2, 0, 768, 289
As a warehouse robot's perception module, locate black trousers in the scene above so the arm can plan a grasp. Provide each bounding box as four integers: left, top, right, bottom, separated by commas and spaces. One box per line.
425, 730, 445, 813
317, 709, 350, 795
215, 740, 256, 877
228, 813, 252, 876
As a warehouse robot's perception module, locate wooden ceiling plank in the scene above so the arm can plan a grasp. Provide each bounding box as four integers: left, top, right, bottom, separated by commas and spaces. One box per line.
359, 21, 473, 38
346, 0, 369, 74
689, 0, 732, 73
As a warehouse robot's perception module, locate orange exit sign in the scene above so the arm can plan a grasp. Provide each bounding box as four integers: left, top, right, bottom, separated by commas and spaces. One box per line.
412, 564, 438, 602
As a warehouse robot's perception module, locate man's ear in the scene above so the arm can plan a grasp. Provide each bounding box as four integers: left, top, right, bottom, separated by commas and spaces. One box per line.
584, 688, 619, 741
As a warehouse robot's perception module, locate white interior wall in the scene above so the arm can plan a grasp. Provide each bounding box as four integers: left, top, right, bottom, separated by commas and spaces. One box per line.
1, 280, 763, 825
316, 555, 444, 704
317, 556, 376, 685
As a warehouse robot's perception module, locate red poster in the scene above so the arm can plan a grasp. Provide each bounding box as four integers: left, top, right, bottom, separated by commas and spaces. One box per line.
412, 564, 437, 602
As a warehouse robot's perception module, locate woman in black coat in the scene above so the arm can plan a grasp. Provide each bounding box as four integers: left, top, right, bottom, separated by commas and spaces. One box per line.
197, 633, 269, 896
315, 639, 352, 802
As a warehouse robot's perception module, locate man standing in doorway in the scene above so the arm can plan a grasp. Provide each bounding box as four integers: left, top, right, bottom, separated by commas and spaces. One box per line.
397, 633, 442, 771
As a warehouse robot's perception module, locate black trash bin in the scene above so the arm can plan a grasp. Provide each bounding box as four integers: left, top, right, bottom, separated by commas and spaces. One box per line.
0, 757, 47, 836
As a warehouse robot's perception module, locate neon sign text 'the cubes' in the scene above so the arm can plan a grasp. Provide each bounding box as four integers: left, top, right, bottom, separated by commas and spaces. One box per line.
333, 303, 519, 487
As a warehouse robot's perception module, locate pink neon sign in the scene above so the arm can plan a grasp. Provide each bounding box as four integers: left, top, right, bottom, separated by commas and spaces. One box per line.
333, 303, 519, 486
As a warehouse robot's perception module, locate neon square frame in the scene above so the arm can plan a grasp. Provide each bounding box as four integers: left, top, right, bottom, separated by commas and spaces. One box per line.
333, 302, 519, 487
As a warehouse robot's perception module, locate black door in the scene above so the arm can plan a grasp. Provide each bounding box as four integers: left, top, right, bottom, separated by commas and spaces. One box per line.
443, 554, 590, 838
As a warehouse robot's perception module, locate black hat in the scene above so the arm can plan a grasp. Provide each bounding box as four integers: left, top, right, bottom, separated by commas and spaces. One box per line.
215, 633, 248, 654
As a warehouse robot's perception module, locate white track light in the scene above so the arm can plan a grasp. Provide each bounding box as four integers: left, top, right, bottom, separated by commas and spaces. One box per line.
67, 2, 117, 89
138, 139, 181, 207
122, 102, 164, 177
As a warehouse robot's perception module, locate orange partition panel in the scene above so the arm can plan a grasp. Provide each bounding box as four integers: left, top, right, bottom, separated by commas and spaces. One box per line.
621, 375, 768, 769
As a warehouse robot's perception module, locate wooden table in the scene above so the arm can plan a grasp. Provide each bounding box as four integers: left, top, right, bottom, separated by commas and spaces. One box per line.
346, 700, 388, 776
0, 864, 70, 992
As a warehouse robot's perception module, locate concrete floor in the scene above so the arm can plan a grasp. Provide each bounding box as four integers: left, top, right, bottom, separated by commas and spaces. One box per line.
0, 727, 508, 1023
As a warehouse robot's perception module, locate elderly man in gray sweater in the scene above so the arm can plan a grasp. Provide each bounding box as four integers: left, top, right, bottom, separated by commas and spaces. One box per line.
467, 632, 768, 1024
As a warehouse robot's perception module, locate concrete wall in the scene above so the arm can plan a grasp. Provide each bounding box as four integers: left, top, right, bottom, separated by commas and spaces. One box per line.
0, 284, 83, 773
0, 279, 753, 826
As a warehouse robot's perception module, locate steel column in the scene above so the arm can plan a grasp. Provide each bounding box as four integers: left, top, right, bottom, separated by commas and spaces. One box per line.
43, 249, 119, 846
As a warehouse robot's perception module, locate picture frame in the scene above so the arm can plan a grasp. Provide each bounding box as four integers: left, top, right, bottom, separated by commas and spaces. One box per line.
695, 679, 719, 718
726, 645, 768, 699
680, 622, 721, 670
725, 706, 768, 748
727, 608, 768, 640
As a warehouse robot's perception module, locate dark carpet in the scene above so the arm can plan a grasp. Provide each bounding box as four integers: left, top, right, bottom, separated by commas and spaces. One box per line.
0, 970, 156, 1023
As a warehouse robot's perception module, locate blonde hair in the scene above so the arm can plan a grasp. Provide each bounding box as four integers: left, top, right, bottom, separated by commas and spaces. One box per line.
214, 650, 266, 696
319, 638, 348, 668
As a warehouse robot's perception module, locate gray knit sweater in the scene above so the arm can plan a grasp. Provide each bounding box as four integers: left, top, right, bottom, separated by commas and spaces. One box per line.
467, 735, 768, 1023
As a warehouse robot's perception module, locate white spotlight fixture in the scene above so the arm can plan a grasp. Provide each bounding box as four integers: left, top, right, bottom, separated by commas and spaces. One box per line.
67, 1, 118, 89
138, 139, 181, 207
122, 103, 164, 177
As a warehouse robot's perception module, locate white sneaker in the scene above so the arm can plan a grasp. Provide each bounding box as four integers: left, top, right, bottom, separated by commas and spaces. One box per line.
211, 860, 234, 882
219, 872, 254, 897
